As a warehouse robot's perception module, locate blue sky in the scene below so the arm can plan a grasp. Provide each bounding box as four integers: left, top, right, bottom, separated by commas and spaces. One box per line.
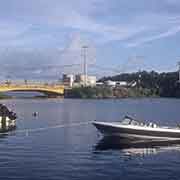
0, 0, 180, 80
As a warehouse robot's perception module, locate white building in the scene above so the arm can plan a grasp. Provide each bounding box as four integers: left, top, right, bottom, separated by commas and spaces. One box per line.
75, 74, 96, 86
96, 82, 104, 86
62, 74, 74, 87
104, 80, 116, 87
87, 76, 96, 86
104, 80, 128, 87
116, 81, 128, 86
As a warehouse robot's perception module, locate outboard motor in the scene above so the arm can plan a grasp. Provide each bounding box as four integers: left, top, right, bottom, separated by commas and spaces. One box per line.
9, 111, 17, 120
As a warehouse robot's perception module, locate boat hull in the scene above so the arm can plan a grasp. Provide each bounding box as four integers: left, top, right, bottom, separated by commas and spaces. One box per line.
93, 121, 180, 141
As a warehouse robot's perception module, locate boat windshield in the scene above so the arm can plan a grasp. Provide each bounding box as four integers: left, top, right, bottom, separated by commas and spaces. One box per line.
121, 116, 159, 128
121, 116, 142, 126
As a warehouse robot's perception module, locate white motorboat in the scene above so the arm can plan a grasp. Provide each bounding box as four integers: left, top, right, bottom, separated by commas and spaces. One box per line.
93, 116, 180, 141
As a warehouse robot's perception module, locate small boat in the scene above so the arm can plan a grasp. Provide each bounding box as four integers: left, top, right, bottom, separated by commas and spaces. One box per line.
93, 116, 180, 142
0, 104, 17, 131
32, 112, 38, 117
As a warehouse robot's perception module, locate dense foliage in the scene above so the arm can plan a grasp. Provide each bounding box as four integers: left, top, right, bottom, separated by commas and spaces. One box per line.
100, 71, 180, 98
65, 86, 114, 99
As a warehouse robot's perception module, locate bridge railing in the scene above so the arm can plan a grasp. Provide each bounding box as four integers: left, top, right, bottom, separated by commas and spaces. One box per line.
0, 83, 65, 94
0, 83, 64, 88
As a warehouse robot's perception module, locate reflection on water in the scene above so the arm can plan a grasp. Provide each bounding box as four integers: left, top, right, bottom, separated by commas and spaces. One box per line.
95, 136, 180, 157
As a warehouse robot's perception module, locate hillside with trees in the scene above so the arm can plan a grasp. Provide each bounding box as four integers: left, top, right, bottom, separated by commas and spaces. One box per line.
99, 71, 180, 98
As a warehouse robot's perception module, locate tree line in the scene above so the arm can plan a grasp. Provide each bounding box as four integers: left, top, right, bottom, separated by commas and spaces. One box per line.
99, 71, 180, 98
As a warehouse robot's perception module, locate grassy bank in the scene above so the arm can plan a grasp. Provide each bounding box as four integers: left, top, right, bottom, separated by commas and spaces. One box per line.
0, 93, 11, 99
65, 86, 157, 99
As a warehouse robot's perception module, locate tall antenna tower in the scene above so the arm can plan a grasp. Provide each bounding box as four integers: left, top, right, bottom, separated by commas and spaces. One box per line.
178, 61, 180, 83
82, 46, 88, 86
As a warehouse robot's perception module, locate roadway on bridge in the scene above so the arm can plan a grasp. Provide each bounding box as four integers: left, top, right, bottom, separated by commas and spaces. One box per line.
0, 84, 64, 95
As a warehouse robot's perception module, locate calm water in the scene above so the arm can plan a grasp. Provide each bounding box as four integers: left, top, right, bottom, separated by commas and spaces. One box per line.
0, 98, 180, 180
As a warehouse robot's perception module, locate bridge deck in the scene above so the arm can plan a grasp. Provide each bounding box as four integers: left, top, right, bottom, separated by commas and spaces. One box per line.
0, 84, 64, 95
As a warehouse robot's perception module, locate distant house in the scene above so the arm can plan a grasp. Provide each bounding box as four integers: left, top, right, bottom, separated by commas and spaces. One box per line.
116, 81, 128, 87
104, 80, 116, 87
104, 80, 128, 87
96, 82, 104, 86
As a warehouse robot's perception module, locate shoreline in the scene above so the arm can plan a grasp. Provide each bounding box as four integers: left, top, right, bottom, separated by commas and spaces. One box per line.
0, 95, 180, 100
0, 86, 179, 100
64, 86, 159, 99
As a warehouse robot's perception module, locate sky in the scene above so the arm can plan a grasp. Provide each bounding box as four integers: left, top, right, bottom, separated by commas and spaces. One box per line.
0, 0, 180, 80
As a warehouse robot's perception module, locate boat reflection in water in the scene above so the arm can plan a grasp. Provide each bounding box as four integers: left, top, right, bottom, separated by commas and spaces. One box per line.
94, 136, 180, 157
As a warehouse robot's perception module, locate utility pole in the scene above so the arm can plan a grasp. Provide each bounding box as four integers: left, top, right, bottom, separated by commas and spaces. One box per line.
178, 61, 180, 83
82, 46, 88, 87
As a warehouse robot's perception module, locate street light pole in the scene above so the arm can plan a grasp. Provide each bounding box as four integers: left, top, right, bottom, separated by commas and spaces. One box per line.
82, 46, 88, 87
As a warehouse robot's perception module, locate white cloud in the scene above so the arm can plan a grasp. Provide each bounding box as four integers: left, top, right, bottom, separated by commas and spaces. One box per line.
124, 14, 180, 47
0, 0, 163, 47
0, 34, 96, 79
127, 25, 180, 47
0, 0, 149, 47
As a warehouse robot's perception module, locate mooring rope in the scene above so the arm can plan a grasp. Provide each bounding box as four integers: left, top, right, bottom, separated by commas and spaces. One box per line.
0, 121, 93, 137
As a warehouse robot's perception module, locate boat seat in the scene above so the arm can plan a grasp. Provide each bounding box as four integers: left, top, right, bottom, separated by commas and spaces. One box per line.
148, 123, 157, 128
177, 124, 180, 129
